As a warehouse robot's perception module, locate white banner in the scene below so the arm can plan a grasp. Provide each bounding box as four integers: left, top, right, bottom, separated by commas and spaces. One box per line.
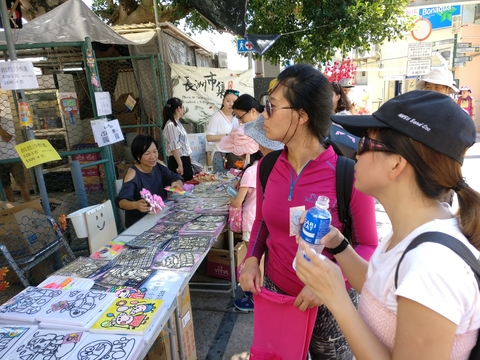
170, 63, 253, 126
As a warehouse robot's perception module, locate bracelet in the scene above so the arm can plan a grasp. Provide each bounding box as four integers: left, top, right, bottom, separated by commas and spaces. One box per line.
325, 237, 349, 255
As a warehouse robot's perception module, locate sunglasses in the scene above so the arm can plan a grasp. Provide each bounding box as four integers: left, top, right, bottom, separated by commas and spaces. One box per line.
357, 136, 394, 155
224, 89, 240, 96
265, 99, 295, 117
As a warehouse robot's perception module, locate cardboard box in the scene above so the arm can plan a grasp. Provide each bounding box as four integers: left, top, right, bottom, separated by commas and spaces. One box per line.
116, 112, 138, 126
177, 285, 196, 360
207, 241, 247, 281
144, 286, 196, 360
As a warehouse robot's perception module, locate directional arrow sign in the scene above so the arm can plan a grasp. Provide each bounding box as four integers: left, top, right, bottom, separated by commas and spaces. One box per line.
433, 39, 454, 46
457, 42, 472, 48
456, 47, 480, 53
454, 56, 472, 62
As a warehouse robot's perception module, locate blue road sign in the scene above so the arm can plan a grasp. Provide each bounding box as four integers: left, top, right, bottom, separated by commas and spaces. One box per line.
237, 39, 254, 53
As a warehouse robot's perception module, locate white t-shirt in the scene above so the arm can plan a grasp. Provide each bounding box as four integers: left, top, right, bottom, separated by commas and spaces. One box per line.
364, 216, 480, 334
0, 117, 17, 161
205, 110, 238, 151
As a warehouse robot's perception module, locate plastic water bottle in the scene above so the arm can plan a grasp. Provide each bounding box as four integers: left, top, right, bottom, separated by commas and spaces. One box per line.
293, 196, 331, 269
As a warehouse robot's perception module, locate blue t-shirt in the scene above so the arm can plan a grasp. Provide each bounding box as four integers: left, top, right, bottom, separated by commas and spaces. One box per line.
116, 163, 183, 227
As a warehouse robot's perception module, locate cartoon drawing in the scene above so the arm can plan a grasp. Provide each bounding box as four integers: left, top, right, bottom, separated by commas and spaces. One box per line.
15, 331, 83, 359
108, 286, 147, 299
76, 336, 137, 360
0, 287, 62, 315
100, 300, 156, 330
46, 291, 107, 318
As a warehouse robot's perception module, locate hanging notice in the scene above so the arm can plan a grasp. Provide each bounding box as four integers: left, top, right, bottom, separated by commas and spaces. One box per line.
14, 140, 61, 168
91, 119, 124, 147
170, 63, 253, 126
94, 92, 112, 116
0, 60, 39, 90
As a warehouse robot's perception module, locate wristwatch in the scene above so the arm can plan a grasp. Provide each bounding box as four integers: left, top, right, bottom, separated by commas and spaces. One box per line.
325, 237, 349, 255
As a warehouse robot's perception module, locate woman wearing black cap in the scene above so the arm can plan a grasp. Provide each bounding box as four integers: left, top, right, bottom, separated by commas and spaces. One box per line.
295, 90, 480, 360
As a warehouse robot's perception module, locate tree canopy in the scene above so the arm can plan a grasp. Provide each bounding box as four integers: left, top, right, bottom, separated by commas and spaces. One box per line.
22, 0, 413, 64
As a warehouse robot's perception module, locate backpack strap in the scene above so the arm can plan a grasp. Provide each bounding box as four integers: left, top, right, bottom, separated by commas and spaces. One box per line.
336, 156, 355, 243
395, 231, 480, 289
259, 150, 282, 194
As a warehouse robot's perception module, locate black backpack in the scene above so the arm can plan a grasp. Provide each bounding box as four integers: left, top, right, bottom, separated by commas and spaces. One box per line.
395, 232, 480, 360
259, 142, 355, 243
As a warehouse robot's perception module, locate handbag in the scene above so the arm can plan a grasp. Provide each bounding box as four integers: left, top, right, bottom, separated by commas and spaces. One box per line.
191, 160, 203, 175
228, 204, 243, 233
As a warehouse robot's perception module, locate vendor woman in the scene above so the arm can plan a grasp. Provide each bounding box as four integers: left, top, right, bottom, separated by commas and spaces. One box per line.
116, 134, 183, 227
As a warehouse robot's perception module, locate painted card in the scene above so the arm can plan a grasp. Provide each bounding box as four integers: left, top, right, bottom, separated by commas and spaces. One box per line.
151, 251, 202, 272
164, 235, 213, 252
125, 232, 175, 249
106, 286, 147, 299
6, 329, 87, 360
52, 257, 110, 278
0, 287, 63, 323
94, 265, 155, 289
67, 333, 143, 360
36, 290, 115, 327
0, 325, 37, 359
90, 298, 164, 336
112, 246, 160, 268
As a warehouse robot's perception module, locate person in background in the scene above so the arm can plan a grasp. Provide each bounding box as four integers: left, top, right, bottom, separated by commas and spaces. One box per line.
339, 78, 358, 115
116, 134, 183, 228
162, 97, 193, 181
0, 116, 30, 203
205, 89, 240, 172
296, 90, 480, 360
233, 114, 285, 312
232, 94, 264, 125
331, 81, 352, 115
416, 68, 459, 95
457, 85, 475, 120
239, 64, 378, 359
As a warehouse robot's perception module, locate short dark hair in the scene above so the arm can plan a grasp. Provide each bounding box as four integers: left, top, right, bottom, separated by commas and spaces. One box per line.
131, 134, 158, 163
233, 94, 265, 113
276, 64, 332, 140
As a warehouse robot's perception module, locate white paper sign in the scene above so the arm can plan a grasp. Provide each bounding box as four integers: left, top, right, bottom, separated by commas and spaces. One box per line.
91, 119, 124, 147
0, 60, 39, 90
94, 92, 112, 116
187, 133, 207, 166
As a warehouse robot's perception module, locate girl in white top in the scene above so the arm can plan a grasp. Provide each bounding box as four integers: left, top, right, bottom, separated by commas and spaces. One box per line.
295, 90, 480, 360
205, 89, 240, 152
162, 97, 193, 181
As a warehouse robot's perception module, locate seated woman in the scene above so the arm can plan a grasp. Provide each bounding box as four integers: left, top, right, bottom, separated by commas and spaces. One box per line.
116, 134, 183, 228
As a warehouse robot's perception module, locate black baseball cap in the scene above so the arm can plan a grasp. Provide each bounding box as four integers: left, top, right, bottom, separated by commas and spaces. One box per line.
331, 90, 476, 164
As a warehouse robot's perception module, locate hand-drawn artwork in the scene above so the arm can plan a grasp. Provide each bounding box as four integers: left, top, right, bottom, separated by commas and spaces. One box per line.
74, 335, 141, 360
37, 290, 115, 327
52, 257, 110, 278
125, 232, 174, 249
90, 298, 164, 335
167, 201, 198, 212
151, 252, 202, 271
0, 287, 63, 323
107, 286, 147, 299
0, 325, 37, 358
149, 223, 183, 235
13, 330, 85, 360
94, 265, 155, 289
164, 236, 213, 252
112, 246, 159, 268
157, 210, 199, 225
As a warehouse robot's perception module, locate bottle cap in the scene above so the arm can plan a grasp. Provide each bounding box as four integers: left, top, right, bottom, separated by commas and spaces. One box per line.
315, 195, 329, 208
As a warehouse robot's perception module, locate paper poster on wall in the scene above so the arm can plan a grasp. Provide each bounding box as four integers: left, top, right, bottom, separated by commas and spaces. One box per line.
187, 133, 207, 166
91, 119, 124, 147
14, 139, 61, 168
0, 60, 39, 90
170, 63, 254, 126
94, 92, 112, 116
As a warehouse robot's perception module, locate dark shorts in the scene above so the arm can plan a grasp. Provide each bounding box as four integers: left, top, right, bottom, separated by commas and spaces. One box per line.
0, 162, 26, 187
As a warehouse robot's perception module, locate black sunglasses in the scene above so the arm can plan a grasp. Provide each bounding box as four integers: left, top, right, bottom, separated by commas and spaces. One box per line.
265, 99, 295, 117
224, 89, 240, 96
357, 136, 394, 155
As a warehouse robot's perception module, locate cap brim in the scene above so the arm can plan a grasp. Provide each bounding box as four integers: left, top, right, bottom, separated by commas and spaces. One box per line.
330, 114, 390, 137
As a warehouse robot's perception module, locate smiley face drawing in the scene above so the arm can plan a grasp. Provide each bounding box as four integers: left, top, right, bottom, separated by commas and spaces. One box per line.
95, 212, 105, 231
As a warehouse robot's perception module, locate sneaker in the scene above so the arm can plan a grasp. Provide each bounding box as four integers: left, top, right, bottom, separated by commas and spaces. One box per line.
234, 295, 254, 312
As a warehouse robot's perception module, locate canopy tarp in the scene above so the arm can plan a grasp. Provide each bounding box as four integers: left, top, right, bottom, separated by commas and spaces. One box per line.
0, 0, 134, 46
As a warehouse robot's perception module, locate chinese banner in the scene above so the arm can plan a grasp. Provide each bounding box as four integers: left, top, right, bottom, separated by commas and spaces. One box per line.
170, 64, 253, 126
